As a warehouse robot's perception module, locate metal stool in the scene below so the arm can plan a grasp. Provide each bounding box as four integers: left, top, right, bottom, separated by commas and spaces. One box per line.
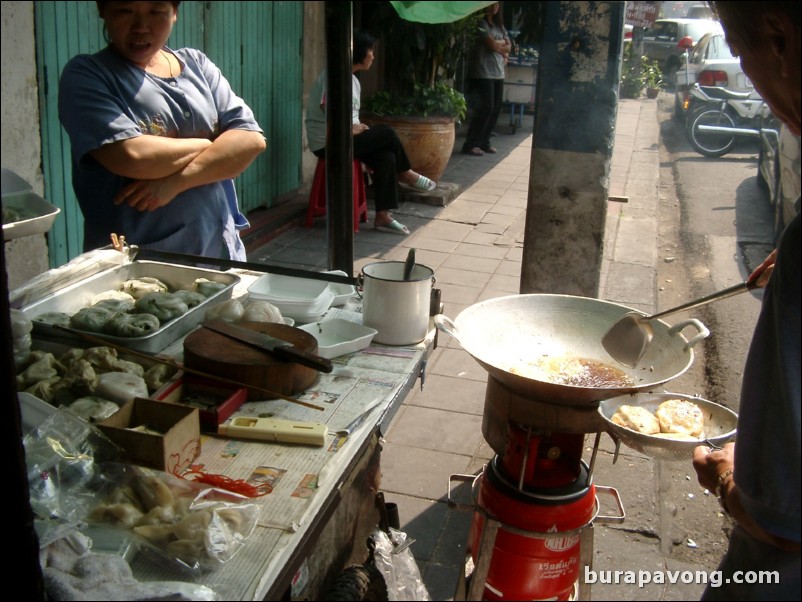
305, 158, 368, 231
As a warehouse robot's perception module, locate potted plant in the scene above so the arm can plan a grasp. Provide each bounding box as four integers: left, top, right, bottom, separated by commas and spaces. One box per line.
619, 43, 664, 99
644, 57, 664, 99
619, 42, 644, 99
364, 83, 467, 122
361, 3, 480, 182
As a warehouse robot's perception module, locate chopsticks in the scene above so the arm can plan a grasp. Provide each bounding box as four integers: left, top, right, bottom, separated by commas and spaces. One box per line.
54, 326, 325, 412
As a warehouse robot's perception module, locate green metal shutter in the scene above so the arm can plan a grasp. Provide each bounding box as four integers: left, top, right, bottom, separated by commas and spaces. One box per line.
267, 2, 303, 197
35, 1, 302, 267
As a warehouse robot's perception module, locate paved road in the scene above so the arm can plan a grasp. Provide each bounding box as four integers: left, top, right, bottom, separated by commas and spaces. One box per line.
591, 94, 772, 600
643, 94, 771, 571
657, 93, 773, 411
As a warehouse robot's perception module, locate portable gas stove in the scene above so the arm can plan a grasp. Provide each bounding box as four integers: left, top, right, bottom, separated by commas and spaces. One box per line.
434, 294, 723, 601
449, 376, 624, 601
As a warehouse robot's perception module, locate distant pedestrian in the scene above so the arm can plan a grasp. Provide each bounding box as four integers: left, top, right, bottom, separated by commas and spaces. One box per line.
461, 2, 511, 157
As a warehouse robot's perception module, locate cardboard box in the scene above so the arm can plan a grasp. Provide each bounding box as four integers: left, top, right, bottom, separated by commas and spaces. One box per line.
155, 374, 248, 431
99, 398, 200, 474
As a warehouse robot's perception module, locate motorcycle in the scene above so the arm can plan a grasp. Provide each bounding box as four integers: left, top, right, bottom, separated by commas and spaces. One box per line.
684, 84, 764, 158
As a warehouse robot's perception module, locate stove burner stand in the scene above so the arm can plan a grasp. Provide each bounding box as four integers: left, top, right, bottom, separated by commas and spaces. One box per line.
451, 377, 624, 601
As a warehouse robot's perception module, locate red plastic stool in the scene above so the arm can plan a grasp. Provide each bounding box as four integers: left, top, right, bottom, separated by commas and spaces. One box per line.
305, 158, 368, 231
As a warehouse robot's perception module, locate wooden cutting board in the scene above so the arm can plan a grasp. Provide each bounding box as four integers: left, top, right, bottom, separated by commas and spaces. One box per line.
183, 321, 319, 399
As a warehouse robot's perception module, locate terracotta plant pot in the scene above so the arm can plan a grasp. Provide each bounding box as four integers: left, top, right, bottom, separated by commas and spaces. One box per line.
646, 87, 660, 99
362, 114, 456, 183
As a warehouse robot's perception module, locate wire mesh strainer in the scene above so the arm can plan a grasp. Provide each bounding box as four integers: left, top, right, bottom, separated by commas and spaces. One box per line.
598, 392, 738, 461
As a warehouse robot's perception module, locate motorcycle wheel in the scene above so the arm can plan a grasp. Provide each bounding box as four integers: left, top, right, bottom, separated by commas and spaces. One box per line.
687, 106, 738, 157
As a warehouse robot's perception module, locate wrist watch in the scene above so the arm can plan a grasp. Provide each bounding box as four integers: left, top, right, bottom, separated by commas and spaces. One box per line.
716, 469, 734, 514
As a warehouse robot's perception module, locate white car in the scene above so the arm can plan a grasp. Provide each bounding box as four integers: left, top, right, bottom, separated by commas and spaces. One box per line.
641, 18, 723, 88
673, 31, 758, 120
758, 108, 801, 242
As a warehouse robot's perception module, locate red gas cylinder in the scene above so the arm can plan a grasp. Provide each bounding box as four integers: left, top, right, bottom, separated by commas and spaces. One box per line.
469, 457, 597, 601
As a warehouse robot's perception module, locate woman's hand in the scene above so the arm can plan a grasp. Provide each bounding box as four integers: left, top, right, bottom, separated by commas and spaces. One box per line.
352, 123, 369, 136
114, 176, 180, 212
114, 129, 265, 212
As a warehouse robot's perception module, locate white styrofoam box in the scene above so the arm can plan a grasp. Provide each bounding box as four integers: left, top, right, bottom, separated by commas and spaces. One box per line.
247, 273, 330, 304
323, 270, 357, 306
298, 319, 377, 358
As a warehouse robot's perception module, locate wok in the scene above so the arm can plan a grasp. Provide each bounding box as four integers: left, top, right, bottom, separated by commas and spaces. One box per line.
434, 294, 709, 406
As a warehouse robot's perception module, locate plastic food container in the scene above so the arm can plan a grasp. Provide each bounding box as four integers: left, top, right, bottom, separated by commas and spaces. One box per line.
298, 319, 378, 358
323, 270, 357, 306
18, 392, 57, 435
247, 273, 329, 302
247, 274, 336, 323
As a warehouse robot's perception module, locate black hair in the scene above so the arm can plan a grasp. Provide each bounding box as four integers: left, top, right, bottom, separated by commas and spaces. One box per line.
485, 2, 505, 29
96, 1, 181, 10
353, 30, 376, 65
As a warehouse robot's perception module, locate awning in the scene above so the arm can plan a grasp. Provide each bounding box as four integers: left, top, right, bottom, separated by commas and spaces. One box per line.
389, 1, 497, 23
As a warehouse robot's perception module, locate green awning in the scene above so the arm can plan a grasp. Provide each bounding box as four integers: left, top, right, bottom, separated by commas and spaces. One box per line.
389, 1, 497, 23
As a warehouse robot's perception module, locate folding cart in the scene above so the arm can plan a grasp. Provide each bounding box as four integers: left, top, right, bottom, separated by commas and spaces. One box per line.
503, 59, 537, 133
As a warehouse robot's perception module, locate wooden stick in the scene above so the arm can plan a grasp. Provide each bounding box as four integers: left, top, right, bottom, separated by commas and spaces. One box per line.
54, 327, 325, 412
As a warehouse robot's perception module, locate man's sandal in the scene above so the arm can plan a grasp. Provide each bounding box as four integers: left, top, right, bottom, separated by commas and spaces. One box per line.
462, 147, 484, 156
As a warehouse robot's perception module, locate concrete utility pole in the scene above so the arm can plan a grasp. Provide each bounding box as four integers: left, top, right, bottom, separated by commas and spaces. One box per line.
520, 1, 625, 296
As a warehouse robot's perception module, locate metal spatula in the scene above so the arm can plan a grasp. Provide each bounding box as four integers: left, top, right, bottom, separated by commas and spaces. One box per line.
403, 248, 416, 281
602, 280, 755, 367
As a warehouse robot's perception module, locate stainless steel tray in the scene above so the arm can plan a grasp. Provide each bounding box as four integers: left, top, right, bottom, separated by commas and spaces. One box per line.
20, 261, 239, 353
2, 191, 61, 241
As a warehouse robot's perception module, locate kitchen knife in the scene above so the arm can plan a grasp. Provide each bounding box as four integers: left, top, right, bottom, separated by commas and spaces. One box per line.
201, 319, 333, 373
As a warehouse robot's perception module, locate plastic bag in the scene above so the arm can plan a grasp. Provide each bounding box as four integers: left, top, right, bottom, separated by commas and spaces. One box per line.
372, 528, 431, 601
24, 407, 122, 521
9, 247, 129, 307
86, 463, 260, 572
38, 520, 217, 601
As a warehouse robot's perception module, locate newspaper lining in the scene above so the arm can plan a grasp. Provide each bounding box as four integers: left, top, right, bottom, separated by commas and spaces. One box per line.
130, 270, 430, 600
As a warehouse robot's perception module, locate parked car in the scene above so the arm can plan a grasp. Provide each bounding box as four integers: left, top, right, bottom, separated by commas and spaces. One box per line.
661, 2, 691, 19
641, 18, 723, 89
757, 107, 801, 242
673, 31, 759, 120
685, 5, 715, 19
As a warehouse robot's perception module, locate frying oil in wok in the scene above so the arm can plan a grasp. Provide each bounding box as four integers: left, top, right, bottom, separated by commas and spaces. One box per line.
510, 356, 634, 388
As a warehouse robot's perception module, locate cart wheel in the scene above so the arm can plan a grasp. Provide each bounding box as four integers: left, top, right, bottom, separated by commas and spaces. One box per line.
325, 563, 388, 601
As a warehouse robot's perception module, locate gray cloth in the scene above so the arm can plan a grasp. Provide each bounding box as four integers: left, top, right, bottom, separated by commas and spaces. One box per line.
304, 69, 361, 153
59, 46, 261, 260
468, 19, 508, 80
704, 212, 801, 601
701, 526, 800, 600
735, 211, 801, 544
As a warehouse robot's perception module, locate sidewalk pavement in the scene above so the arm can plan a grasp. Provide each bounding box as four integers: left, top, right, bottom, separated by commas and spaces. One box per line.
248, 99, 715, 600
